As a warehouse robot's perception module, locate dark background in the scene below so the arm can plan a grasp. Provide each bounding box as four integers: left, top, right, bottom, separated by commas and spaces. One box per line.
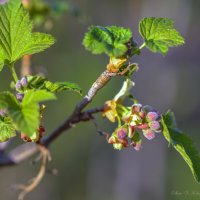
0, 0, 200, 199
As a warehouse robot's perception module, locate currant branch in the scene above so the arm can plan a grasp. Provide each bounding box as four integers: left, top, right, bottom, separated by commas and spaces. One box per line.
0, 103, 106, 167
0, 1, 200, 200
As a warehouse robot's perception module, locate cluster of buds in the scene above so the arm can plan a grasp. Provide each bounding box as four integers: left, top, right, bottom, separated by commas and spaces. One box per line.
108, 104, 161, 151
15, 77, 28, 101
0, 109, 6, 117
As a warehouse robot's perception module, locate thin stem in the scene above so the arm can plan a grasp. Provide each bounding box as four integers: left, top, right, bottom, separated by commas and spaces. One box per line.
42, 70, 116, 146
9, 63, 19, 83
0, 69, 118, 165
139, 43, 146, 50
117, 116, 122, 127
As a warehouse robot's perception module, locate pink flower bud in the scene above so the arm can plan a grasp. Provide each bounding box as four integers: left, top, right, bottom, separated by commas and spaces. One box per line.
15, 80, 22, 91
143, 105, 156, 113
146, 112, 158, 121
133, 142, 141, 151
0, 109, 6, 117
117, 128, 127, 140
0, 0, 7, 5
120, 139, 129, 147
139, 111, 145, 118
143, 129, 155, 140
16, 93, 24, 101
131, 104, 142, 113
20, 77, 28, 87
149, 121, 160, 130
136, 123, 148, 129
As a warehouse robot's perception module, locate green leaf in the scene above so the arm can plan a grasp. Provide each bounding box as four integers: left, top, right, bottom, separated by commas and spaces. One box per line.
27, 75, 82, 94
139, 17, 184, 55
0, 90, 56, 137
22, 33, 55, 55
17, 90, 56, 136
0, 116, 16, 142
161, 111, 200, 183
83, 25, 132, 57
0, 0, 55, 71
22, 90, 57, 106
0, 92, 20, 111
12, 103, 39, 137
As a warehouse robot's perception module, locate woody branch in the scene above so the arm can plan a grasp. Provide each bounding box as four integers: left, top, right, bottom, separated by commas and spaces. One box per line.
0, 69, 118, 167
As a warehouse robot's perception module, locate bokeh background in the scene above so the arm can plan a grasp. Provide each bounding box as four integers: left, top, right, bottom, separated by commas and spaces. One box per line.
0, 0, 200, 199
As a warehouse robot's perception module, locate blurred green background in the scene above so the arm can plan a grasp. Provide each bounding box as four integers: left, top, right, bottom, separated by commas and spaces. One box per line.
0, 0, 200, 199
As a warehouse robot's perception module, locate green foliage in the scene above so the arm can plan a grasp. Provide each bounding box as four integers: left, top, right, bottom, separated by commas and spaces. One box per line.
139, 17, 184, 55
0, 90, 56, 139
162, 111, 200, 183
0, 0, 55, 71
0, 116, 16, 142
27, 75, 82, 94
22, 89, 56, 105
0, 92, 20, 111
83, 25, 132, 57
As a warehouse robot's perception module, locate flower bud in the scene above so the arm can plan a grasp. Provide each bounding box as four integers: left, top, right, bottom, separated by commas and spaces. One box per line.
143, 129, 155, 140
120, 139, 129, 147
139, 111, 145, 118
131, 104, 142, 113
108, 135, 118, 144
143, 105, 156, 113
136, 123, 148, 129
130, 114, 140, 126
15, 80, 22, 91
117, 128, 127, 140
146, 112, 158, 121
20, 77, 28, 87
0, 109, 6, 117
133, 142, 141, 151
149, 121, 160, 130
16, 93, 24, 101
0, 0, 7, 5
21, 133, 32, 142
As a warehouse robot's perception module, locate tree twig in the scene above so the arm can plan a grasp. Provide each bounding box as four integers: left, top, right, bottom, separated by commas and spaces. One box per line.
0, 70, 117, 167
41, 70, 115, 146
21, 55, 32, 77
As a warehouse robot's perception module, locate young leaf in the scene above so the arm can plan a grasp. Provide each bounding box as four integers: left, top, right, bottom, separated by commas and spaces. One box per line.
22, 90, 57, 106
17, 90, 56, 135
0, 90, 56, 137
0, 0, 55, 71
27, 75, 82, 94
161, 111, 200, 183
0, 116, 16, 142
12, 103, 39, 137
83, 26, 132, 57
139, 17, 184, 55
0, 92, 20, 111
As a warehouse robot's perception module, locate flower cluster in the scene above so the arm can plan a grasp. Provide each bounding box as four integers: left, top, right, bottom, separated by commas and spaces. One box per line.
15, 77, 28, 101
108, 104, 161, 150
